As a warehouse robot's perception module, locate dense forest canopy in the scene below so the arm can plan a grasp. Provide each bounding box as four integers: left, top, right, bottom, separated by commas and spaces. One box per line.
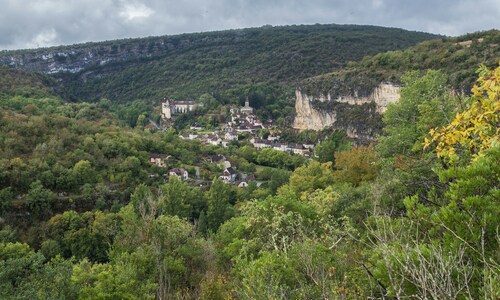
1, 24, 439, 110
0, 24, 499, 299
302, 29, 500, 96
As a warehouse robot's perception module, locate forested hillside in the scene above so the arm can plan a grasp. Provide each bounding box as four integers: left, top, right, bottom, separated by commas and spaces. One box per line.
301, 29, 500, 96
0, 67, 63, 99
0, 24, 439, 106
1, 61, 499, 299
0, 24, 499, 298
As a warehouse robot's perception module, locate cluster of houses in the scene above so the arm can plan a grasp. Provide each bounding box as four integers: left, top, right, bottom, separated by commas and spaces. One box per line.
178, 131, 237, 147
170, 98, 314, 156
249, 138, 313, 156
178, 99, 272, 147
211, 154, 258, 187
148, 153, 257, 188
148, 97, 318, 187
210, 154, 253, 186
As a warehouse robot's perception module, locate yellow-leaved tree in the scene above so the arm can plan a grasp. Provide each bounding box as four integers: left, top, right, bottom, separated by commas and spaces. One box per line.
425, 64, 500, 163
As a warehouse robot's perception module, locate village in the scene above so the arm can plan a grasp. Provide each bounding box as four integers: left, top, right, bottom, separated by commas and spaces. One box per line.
147, 97, 317, 187
161, 97, 313, 155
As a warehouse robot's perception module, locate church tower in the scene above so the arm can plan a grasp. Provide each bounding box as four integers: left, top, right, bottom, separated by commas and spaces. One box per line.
162, 98, 172, 119
241, 97, 254, 114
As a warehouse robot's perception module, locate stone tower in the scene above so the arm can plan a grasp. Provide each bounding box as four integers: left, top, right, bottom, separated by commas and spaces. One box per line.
241, 97, 254, 114
162, 98, 172, 119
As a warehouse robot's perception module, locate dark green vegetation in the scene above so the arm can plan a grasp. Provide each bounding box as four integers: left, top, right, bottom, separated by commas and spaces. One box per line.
0, 67, 63, 99
0, 25, 499, 298
1, 24, 439, 115
302, 30, 500, 96
1, 63, 499, 298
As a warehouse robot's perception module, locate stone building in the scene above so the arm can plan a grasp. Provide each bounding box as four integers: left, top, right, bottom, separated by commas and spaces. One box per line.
240, 99, 254, 115
161, 97, 203, 119
149, 153, 170, 167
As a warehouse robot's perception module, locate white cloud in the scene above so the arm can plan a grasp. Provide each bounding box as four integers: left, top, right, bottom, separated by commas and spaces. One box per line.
119, 2, 154, 21
27, 28, 59, 48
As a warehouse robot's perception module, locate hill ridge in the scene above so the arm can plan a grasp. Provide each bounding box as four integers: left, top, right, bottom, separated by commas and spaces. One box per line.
0, 23, 440, 104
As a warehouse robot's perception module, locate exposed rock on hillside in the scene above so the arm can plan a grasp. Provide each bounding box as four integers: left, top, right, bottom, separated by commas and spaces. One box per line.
0, 42, 175, 74
0, 24, 438, 102
293, 82, 400, 142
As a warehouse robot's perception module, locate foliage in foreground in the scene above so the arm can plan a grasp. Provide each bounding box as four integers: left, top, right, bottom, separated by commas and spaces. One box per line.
0, 65, 499, 298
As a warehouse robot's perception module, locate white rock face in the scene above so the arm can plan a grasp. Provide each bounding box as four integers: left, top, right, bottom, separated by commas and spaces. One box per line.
333, 83, 400, 113
293, 89, 337, 131
293, 82, 400, 132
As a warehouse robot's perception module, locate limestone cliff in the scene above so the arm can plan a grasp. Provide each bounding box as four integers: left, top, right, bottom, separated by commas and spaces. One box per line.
329, 83, 400, 113
0, 41, 177, 74
293, 89, 336, 131
293, 82, 400, 142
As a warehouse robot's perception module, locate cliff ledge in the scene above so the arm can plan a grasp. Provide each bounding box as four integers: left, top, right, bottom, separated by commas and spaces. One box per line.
293, 82, 400, 142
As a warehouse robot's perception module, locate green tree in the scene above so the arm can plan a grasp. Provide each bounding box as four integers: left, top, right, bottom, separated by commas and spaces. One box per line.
114, 202, 211, 298
199, 275, 232, 300
0, 242, 44, 299
72, 256, 156, 300
26, 180, 55, 219
40, 239, 62, 260
136, 113, 147, 128
198, 93, 219, 110
45, 210, 121, 263
0, 226, 17, 243
6, 158, 32, 192
287, 160, 335, 196
369, 148, 500, 299
0, 187, 12, 216
237, 145, 257, 162
218, 185, 357, 298
374, 70, 458, 214
265, 168, 291, 195
368, 66, 500, 299
377, 70, 455, 158
160, 176, 192, 219
196, 210, 208, 235
31, 256, 77, 300
314, 130, 350, 163
72, 160, 97, 186
334, 145, 378, 186
256, 148, 288, 168
121, 156, 143, 179
235, 250, 303, 299
206, 179, 234, 232
130, 183, 154, 216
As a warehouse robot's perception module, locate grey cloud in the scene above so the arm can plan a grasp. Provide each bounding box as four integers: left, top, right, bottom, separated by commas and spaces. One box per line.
0, 0, 498, 50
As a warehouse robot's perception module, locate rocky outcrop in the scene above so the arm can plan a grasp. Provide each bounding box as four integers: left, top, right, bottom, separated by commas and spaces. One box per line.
329, 83, 400, 113
293, 82, 400, 141
0, 25, 439, 76
293, 89, 337, 131
0, 41, 177, 74
0, 33, 232, 75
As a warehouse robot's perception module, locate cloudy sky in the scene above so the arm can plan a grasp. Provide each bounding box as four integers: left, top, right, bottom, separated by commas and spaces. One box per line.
1, 0, 499, 50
